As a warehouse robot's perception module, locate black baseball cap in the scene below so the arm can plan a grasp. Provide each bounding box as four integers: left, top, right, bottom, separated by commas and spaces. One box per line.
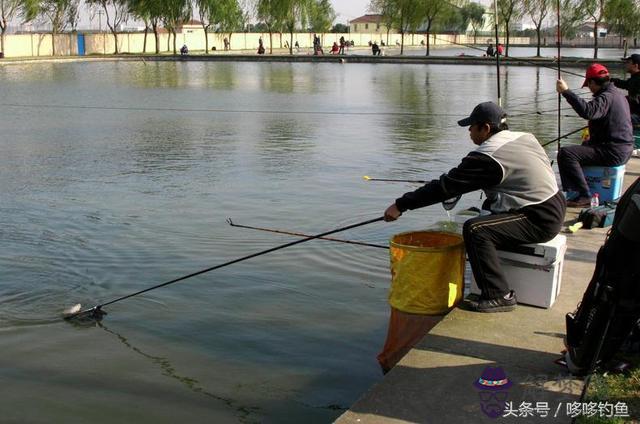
623, 54, 640, 65
457, 102, 507, 127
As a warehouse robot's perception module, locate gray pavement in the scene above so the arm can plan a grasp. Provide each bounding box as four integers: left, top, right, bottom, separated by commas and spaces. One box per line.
337, 158, 640, 424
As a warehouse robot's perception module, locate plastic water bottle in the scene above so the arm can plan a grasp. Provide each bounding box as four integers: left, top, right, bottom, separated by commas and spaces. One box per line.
590, 193, 600, 208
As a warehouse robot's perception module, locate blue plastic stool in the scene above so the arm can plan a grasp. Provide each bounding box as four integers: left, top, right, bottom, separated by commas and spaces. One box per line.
582, 165, 626, 202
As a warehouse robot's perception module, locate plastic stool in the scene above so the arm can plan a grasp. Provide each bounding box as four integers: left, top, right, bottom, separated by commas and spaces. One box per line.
582, 165, 626, 202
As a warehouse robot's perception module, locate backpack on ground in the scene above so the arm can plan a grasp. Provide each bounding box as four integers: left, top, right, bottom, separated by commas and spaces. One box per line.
564, 178, 640, 375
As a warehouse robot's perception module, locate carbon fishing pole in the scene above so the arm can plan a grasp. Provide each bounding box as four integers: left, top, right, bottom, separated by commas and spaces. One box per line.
494, 0, 501, 107
557, 0, 563, 153
429, 34, 584, 79
226, 219, 388, 249
541, 126, 587, 148
64, 216, 385, 321
363, 175, 427, 183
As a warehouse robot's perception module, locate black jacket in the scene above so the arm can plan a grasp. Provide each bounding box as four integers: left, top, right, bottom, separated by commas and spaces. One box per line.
562, 82, 633, 145
611, 73, 640, 116
395, 131, 566, 229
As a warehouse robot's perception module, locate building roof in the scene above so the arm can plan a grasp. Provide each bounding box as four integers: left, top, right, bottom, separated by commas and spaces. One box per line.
350, 14, 383, 24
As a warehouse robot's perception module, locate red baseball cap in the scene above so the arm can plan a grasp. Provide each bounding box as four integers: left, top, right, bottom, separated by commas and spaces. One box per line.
582, 63, 609, 87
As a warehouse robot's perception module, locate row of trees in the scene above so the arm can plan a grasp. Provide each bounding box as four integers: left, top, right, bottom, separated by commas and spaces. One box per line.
2, 0, 640, 57
0, 0, 337, 55
368, 0, 640, 58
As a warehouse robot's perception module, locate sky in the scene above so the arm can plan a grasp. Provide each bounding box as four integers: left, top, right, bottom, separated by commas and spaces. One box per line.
330, 0, 371, 23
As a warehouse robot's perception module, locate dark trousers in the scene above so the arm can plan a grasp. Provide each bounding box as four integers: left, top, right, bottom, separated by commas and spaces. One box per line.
558, 142, 632, 197
463, 213, 560, 299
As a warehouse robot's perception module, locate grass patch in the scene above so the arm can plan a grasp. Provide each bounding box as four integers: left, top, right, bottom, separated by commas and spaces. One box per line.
577, 354, 640, 423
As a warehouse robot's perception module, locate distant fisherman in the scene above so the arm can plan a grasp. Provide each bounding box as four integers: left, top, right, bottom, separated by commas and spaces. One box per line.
383, 102, 565, 312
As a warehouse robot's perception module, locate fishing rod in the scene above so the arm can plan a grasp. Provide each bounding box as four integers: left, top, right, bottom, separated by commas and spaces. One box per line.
227, 219, 388, 249
557, 0, 563, 153
493, 0, 501, 107
541, 125, 587, 148
429, 34, 584, 79
363, 175, 427, 183
507, 90, 591, 115
64, 216, 385, 321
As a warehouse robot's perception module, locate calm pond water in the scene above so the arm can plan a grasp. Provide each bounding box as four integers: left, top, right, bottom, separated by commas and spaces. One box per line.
0, 57, 627, 423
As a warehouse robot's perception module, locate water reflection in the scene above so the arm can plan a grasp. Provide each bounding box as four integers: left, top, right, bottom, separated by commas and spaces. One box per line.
377, 68, 446, 155
202, 62, 238, 90
258, 63, 318, 94
128, 118, 198, 174
125, 61, 183, 88
256, 116, 317, 177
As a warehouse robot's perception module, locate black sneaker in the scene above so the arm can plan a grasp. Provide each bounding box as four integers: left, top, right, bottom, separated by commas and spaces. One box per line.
474, 291, 517, 313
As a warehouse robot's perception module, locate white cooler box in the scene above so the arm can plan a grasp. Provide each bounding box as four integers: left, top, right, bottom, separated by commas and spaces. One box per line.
470, 234, 567, 308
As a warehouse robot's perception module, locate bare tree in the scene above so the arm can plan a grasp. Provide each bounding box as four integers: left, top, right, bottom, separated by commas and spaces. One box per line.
525, 0, 550, 57
0, 0, 24, 53
578, 0, 606, 58
87, 0, 129, 53
493, 0, 523, 56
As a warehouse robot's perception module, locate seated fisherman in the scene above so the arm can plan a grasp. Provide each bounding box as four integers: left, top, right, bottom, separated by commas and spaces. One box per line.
611, 54, 640, 126
384, 102, 566, 312
556, 63, 634, 207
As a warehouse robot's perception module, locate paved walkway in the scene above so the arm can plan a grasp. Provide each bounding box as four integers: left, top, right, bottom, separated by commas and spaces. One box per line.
337, 159, 640, 423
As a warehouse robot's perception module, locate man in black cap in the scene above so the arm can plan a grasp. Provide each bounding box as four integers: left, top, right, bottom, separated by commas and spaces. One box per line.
612, 53, 640, 126
384, 102, 566, 312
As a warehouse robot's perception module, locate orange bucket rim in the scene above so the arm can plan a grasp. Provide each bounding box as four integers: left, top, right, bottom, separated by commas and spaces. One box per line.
389, 230, 464, 251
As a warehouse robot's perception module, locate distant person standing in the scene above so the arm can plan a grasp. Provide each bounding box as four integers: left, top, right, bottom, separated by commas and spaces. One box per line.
486, 43, 495, 57
313, 34, 323, 55
257, 37, 265, 55
496, 43, 504, 56
372, 41, 381, 56
339, 36, 345, 55
223, 37, 229, 51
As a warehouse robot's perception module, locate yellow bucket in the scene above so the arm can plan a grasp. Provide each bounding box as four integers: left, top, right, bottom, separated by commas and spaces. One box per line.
389, 231, 465, 315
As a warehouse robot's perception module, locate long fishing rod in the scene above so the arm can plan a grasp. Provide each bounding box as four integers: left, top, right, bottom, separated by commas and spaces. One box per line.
557, 0, 562, 153
227, 219, 388, 249
363, 175, 427, 183
507, 89, 591, 114
64, 216, 385, 321
429, 34, 585, 79
494, 1, 501, 107
541, 125, 587, 147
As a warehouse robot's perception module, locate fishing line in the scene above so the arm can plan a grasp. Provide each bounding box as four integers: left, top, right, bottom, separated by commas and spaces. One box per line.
0, 102, 467, 117
227, 218, 388, 249
2, 101, 571, 121
64, 216, 384, 321
429, 34, 585, 78
506, 88, 590, 110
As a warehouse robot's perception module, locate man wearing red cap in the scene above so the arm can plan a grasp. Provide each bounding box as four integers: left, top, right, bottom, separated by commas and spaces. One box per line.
556, 63, 634, 207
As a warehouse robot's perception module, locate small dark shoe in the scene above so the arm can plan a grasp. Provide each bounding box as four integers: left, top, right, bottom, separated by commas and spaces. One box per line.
566, 197, 591, 208
474, 291, 517, 313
